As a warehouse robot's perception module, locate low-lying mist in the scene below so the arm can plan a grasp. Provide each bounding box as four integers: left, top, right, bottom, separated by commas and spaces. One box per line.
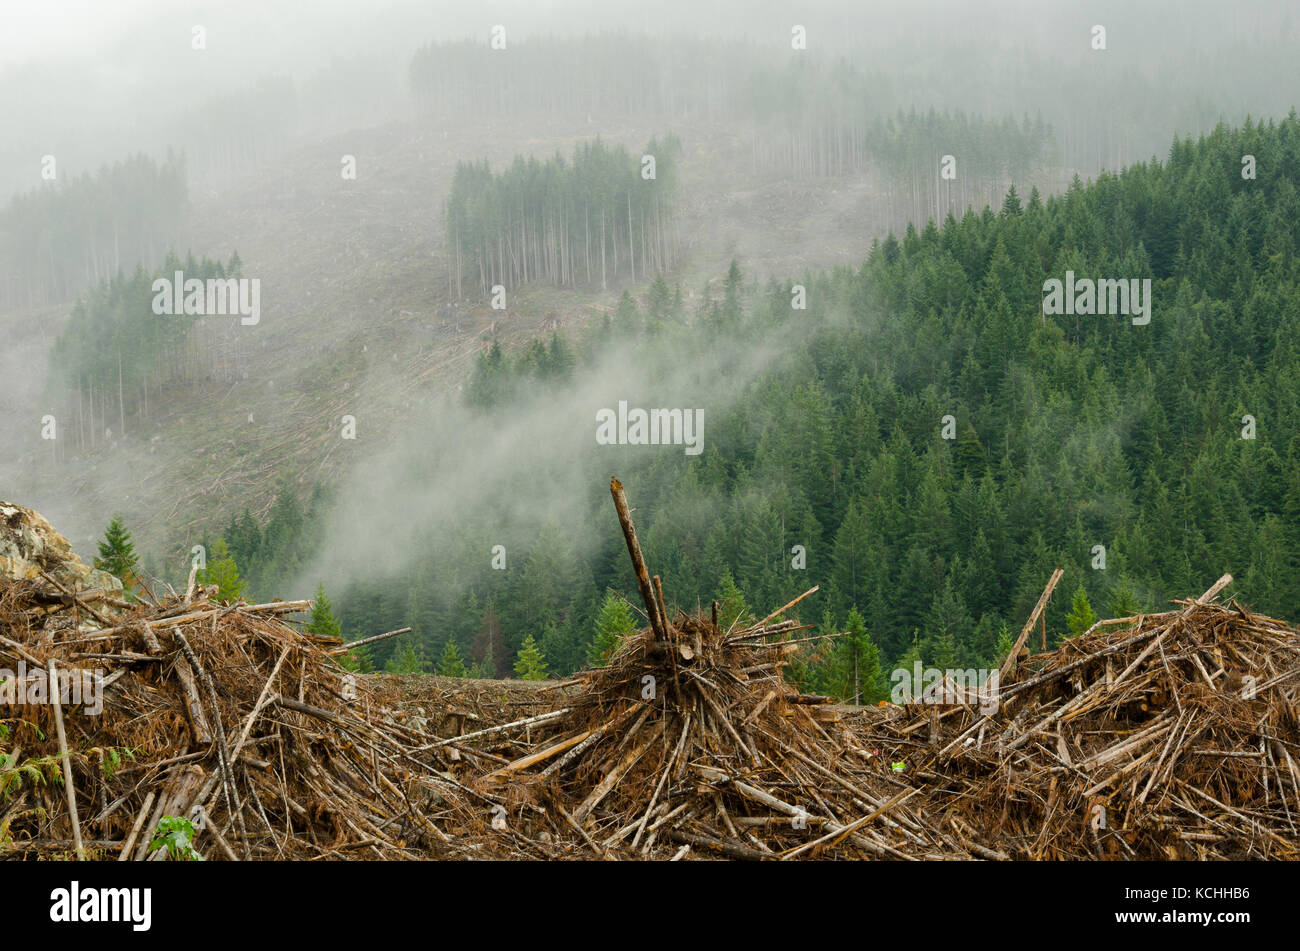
290, 289, 847, 608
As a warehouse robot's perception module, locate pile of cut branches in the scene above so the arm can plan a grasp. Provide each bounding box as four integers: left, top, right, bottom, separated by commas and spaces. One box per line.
861, 574, 1300, 859
8, 488, 1299, 862
0, 574, 483, 860
458, 479, 984, 860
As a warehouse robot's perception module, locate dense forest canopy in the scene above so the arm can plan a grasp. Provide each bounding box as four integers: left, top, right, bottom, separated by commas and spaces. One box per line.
186, 113, 1300, 693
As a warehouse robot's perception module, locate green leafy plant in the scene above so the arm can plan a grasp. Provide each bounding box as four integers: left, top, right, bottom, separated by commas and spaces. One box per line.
95, 746, 137, 779
148, 815, 206, 861
1, 721, 62, 803
0, 749, 63, 801
0, 744, 63, 851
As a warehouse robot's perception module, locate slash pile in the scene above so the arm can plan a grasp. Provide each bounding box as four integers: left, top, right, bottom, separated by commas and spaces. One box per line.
861, 575, 1300, 859
451, 479, 984, 859
5, 490, 1300, 861
0, 572, 486, 860
473, 607, 985, 859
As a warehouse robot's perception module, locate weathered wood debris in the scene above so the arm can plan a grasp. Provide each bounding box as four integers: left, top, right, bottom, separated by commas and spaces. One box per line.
860, 573, 1300, 859
3, 487, 1297, 860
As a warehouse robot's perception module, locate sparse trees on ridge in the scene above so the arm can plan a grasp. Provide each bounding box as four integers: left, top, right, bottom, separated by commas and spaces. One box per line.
446, 136, 681, 295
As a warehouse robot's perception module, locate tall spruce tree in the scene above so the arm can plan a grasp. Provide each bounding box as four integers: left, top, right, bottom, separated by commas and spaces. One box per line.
832, 606, 885, 705
716, 567, 750, 631
513, 634, 549, 680
437, 638, 467, 677
1065, 586, 1098, 637
308, 582, 342, 639
201, 539, 247, 603
387, 640, 428, 674
96, 515, 139, 586
587, 591, 636, 666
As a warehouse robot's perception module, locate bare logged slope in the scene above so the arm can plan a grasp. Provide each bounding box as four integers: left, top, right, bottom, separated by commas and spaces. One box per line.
2, 110, 1070, 561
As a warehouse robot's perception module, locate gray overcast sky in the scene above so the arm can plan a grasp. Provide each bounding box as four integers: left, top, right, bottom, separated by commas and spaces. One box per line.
0, 0, 153, 68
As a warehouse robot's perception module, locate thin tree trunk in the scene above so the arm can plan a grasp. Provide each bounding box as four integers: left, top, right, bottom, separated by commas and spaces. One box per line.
118, 351, 125, 437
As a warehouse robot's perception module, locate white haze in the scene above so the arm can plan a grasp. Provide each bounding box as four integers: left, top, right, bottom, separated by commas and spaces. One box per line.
293, 310, 826, 598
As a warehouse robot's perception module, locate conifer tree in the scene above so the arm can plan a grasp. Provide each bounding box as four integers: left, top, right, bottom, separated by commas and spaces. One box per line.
1066, 586, 1098, 637
472, 640, 497, 680
201, 538, 247, 603
1109, 578, 1142, 618
316, 583, 372, 670
514, 634, 549, 680
832, 606, 885, 705
386, 640, 427, 674
587, 591, 636, 666
955, 425, 986, 480
893, 633, 925, 702
716, 567, 750, 631
994, 623, 1015, 666
95, 514, 139, 586
337, 641, 373, 673
473, 600, 506, 677
307, 582, 341, 639
437, 638, 467, 677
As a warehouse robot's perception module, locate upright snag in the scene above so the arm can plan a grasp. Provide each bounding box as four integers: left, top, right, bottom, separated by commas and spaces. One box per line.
609, 476, 668, 641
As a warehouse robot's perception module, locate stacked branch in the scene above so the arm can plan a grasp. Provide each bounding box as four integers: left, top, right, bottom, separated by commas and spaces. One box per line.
8, 489, 1300, 861
860, 574, 1300, 859
450, 479, 979, 859
0, 578, 486, 860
